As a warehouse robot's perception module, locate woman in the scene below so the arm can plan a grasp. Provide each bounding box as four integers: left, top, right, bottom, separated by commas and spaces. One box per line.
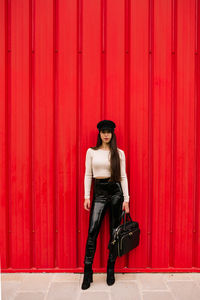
81, 120, 130, 289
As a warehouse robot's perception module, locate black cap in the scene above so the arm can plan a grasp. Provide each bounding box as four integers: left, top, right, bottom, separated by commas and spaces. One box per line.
97, 120, 116, 132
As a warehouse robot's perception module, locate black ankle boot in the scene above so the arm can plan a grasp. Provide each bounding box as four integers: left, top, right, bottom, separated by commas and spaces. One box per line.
81, 263, 93, 290
106, 259, 115, 285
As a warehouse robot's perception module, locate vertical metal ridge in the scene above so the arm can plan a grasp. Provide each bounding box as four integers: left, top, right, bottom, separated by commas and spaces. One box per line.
101, 0, 106, 117
147, 0, 154, 268
124, 0, 130, 269
29, 0, 33, 269
196, 0, 200, 268
53, 0, 58, 268
169, 0, 177, 267
5, 0, 11, 269
192, 0, 199, 267
31, 0, 36, 268
77, 0, 83, 267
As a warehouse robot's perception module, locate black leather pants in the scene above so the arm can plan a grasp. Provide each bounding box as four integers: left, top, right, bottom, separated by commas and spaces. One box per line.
84, 177, 123, 264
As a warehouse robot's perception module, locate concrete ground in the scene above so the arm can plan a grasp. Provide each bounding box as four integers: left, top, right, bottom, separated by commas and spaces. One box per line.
1, 272, 200, 300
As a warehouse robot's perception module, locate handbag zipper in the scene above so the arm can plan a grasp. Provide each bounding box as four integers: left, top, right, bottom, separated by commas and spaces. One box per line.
111, 227, 120, 245
111, 227, 139, 255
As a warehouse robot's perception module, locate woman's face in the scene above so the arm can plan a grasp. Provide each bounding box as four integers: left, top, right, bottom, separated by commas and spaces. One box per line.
100, 129, 112, 144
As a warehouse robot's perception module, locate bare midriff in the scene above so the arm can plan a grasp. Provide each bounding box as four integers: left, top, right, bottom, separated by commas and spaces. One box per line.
95, 177, 109, 179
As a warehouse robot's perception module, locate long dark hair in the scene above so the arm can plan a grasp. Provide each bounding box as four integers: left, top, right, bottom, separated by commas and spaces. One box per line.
90, 130, 121, 182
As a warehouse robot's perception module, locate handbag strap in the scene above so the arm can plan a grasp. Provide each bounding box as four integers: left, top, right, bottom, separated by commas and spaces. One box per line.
120, 211, 133, 230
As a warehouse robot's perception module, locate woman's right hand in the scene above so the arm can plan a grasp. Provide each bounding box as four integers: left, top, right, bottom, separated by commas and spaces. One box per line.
84, 199, 90, 211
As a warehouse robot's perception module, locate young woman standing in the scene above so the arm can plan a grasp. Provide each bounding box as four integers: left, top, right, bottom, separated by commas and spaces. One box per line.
81, 120, 130, 289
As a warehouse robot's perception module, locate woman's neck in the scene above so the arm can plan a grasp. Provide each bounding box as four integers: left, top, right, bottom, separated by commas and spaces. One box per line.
99, 144, 110, 150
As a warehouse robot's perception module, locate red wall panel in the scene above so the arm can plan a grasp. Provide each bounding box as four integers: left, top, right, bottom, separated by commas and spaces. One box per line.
0, 0, 200, 272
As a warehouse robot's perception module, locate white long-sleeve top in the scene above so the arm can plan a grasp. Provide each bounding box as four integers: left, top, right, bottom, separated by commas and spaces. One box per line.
84, 147, 130, 202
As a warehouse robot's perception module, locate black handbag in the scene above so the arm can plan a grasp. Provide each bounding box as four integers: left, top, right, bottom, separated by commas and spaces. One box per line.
108, 211, 140, 257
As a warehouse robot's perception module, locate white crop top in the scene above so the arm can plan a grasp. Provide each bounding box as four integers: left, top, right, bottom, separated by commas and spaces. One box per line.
84, 147, 130, 202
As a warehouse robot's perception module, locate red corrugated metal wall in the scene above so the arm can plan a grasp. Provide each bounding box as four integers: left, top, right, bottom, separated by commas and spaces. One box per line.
0, 0, 200, 272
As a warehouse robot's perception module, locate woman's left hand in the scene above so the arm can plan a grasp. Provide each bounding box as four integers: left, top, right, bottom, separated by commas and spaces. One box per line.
122, 201, 130, 213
